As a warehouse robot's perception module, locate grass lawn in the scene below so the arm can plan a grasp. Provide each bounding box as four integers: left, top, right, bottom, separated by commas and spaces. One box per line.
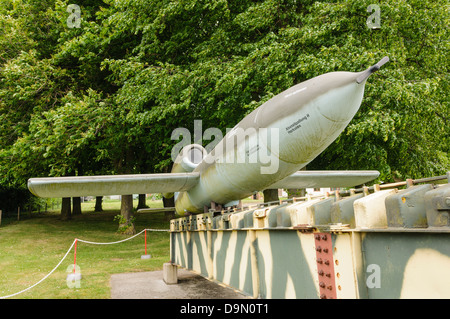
0, 199, 171, 299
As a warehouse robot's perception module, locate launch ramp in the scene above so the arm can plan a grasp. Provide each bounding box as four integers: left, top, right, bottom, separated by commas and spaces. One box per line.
169, 174, 450, 299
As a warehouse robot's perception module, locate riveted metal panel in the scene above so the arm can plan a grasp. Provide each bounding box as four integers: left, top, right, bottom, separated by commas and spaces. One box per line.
314, 233, 337, 299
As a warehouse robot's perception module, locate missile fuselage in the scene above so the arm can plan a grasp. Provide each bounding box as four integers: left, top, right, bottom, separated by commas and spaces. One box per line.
26, 58, 388, 216
174, 69, 375, 216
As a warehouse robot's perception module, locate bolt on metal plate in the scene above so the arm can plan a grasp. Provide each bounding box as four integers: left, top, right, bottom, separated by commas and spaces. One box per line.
314, 233, 337, 299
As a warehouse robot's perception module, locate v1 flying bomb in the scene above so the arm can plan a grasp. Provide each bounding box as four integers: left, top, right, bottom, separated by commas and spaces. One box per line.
28, 57, 389, 216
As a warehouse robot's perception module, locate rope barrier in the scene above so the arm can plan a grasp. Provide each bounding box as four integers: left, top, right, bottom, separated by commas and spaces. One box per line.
76, 229, 148, 245
0, 228, 169, 299
0, 239, 77, 299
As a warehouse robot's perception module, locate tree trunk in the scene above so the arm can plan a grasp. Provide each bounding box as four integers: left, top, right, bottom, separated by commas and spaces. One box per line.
137, 194, 148, 209
61, 197, 71, 221
287, 166, 306, 199
263, 189, 279, 203
162, 196, 175, 208
72, 197, 82, 215
163, 196, 175, 220
119, 195, 135, 235
287, 188, 306, 199
94, 196, 103, 212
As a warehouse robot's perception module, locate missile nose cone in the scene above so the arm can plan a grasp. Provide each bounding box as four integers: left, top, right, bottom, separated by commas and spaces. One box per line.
356, 56, 389, 84
316, 80, 365, 123
317, 57, 389, 123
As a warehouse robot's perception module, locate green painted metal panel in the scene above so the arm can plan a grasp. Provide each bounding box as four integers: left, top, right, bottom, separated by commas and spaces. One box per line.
256, 230, 318, 298
361, 232, 450, 298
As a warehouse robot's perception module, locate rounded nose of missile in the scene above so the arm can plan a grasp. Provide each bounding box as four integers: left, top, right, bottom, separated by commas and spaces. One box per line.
318, 57, 389, 123
316, 81, 366, 123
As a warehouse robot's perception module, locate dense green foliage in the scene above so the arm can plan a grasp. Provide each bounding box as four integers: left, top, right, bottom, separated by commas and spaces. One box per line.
0, 0, 448, 209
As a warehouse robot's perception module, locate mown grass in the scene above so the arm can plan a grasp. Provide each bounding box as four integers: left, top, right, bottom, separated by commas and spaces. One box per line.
0, 199, 171, 299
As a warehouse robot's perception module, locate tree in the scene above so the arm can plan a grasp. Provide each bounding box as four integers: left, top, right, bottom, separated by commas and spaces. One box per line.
61, 197, 71, 221
0, 1, 114, 217
118, 195, 135, 235
263, 189, 279, 203
163, 196, 175, 220
72, 197, 82, 216
137, 194, 148, 210
94, 196, 103, 212
100, 0, 448, 182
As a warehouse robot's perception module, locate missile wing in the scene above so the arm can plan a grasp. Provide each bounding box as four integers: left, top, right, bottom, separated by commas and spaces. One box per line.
266, 170, 380, 189
27, 170, 379, 198
28, 173, 199, 198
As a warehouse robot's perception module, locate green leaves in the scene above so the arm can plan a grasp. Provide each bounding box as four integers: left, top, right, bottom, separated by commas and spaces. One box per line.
0, 0, 448, 192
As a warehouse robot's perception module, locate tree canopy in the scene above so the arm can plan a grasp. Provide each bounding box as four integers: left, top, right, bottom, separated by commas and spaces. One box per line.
0, 0, 448, 207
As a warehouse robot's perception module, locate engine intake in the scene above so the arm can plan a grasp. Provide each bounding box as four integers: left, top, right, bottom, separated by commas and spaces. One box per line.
163, 144, 207, 199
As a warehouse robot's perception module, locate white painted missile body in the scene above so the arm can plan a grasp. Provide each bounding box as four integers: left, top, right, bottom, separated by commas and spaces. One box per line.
27, 58, 388, 216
